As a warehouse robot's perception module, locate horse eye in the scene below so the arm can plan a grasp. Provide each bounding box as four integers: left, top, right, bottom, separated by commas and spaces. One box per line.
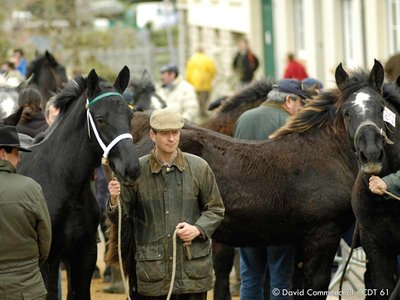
96, 116, 106, 125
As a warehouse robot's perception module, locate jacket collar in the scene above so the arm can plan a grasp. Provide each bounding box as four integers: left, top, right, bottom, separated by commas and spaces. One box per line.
260, 100, 288, 113
0, 159, 16, 174
149, 148, 185, 173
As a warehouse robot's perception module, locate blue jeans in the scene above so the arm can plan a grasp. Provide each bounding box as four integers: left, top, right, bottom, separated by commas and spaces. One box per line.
239, 245, 294, 300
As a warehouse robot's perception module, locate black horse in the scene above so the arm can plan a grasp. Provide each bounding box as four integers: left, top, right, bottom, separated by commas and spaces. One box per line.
17, 66, 141, 300
26, 50, 68, 108
351, 75, 400, 299
124, 70, 166, 112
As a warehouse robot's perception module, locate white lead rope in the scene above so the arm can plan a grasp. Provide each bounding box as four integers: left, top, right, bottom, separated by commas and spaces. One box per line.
117, 196, 131, 300
167, 228, 179, 300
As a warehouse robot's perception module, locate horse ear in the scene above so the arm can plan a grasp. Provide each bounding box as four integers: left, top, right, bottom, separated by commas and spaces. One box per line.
87, 69, 100, 99
17, 74, 34, 92
335, 63, 349, 86
396, 75, 400, 88
2, 107, 23, 126
368, 59, 384, 91
114, 66, 130, 93
142, 69, 151, 80
45, 50, 57, 66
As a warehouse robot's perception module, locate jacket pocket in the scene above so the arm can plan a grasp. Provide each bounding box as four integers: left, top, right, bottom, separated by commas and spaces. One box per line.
184, 239, 212, 279
22, 283, 47, 300
135, 243, 166, 282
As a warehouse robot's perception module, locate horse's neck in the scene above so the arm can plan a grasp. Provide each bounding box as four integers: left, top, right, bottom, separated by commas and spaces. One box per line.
41, 103, 102, 185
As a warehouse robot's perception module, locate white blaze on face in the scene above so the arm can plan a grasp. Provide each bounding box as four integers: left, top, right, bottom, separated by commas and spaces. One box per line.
352, 92, 370, 115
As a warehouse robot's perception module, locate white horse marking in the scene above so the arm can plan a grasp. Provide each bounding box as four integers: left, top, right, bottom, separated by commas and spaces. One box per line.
353, 92, 370, 115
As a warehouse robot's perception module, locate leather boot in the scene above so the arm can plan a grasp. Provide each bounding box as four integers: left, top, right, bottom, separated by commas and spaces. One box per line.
102, 265, 124, 294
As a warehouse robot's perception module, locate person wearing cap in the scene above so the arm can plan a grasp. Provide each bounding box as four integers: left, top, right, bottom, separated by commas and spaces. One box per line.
233, 79, 308, 300
107, 108, 225, 299
0, 125, 51, 299
157, 64, 200, 123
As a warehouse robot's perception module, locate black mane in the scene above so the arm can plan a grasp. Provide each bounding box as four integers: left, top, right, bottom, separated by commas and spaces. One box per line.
220, 78, 274, 113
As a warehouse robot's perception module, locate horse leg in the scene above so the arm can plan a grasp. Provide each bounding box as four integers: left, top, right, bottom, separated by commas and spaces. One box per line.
67, 239, 97, 300
361, 232, 396, 299
212, 241, 235, 300
302, 229, 340, 300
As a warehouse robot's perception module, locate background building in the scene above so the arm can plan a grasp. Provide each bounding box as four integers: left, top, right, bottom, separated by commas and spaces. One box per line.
177, 0, 397, 96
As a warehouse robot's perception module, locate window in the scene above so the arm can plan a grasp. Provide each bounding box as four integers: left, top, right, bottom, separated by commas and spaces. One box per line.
293, 0, 306, 58
388, 0, 400, 54
342, 0, 356, 67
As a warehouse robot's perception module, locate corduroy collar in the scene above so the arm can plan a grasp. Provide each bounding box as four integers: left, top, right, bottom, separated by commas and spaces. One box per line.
0, 159, 16, 174
149, 148, 185, 173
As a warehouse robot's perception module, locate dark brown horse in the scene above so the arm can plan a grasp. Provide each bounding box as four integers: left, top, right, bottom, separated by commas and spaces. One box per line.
129, 61, 386, 298
351, 76, 400, 299
202, 78, 273, 136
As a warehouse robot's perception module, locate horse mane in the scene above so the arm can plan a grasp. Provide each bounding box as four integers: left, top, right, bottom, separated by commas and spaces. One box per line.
272, 69, 374, 139
220, 78, 274, 113
54, 77, 86, 116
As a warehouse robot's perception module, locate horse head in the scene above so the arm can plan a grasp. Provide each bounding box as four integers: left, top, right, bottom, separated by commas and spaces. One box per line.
26, 50, 68, 105
85, 66, 141, 184
125, 69, 166, 112
336, 60, 387, 175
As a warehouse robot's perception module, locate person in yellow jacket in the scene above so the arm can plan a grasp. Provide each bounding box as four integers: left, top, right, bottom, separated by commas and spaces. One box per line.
186, 48, 217, 118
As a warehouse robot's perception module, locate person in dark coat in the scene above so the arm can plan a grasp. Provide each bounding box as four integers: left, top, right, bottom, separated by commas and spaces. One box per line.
0, 125, 52, 300
233, 37, 259, 86
16, 88, 48, 138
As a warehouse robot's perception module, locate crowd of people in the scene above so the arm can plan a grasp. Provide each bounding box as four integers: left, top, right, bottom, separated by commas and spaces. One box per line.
4, 41, 400, 300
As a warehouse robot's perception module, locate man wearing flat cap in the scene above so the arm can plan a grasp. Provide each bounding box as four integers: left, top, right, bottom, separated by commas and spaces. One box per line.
233, 79, 308, 300
0, 125, 51, 299
107, 108, 225, 299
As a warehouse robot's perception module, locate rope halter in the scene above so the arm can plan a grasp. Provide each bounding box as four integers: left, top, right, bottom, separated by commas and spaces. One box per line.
86, 92, 133, 159
353, 120, 394, 151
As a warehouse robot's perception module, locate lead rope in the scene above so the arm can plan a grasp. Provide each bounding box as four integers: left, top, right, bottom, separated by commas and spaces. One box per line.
113, 174, 131, 300
338, 189, 400, 300
338, 222, 359, 300
167, 228, 179, 300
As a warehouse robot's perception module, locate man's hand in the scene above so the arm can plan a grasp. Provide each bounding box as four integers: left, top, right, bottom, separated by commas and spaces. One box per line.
108, 180, 121, 206
369, 175, 387, 195
176, 222, 200, 242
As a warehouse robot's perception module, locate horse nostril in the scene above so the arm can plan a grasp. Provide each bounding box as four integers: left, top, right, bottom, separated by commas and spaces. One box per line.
359, 151, 368, 164
377, 150, 384, 162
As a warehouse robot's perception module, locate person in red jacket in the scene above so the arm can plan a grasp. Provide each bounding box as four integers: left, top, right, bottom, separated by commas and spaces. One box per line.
283, 53, 308, 80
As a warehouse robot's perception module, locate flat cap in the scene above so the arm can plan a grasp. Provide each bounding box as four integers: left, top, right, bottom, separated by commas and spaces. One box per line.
160, 64, 179, 74
273, 79, 308, 99
150, 108, 184, 131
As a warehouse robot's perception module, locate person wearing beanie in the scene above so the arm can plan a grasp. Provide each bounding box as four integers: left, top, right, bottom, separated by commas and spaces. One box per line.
233, 79, 308, 300
107, 108, 225, 298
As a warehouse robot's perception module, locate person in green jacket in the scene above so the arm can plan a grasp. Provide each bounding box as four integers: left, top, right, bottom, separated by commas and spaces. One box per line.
107, 108, 225, 299
233, 79, 308, 300
0, 125, 52, 300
